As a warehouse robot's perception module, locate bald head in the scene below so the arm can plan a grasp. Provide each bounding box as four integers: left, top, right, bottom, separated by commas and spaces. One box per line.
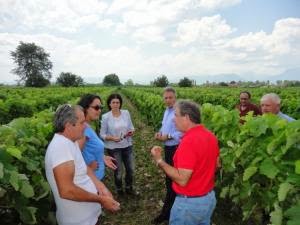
260, 93, 281, 115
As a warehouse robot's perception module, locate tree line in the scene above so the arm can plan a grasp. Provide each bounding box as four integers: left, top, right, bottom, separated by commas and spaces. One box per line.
9, 42, 300, 88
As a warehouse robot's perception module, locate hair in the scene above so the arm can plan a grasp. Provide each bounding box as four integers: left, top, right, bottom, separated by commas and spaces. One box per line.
175, 100, 201, 124
107, 93, 123, 110
54, 104, 83, 133
77, 94, 102, 116
163, 86, 176, 95
240, 91, 251, 99
261, 93, 281, 105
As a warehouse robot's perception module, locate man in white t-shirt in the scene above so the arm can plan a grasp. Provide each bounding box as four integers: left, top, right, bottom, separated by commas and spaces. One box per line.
45, 104, 120, 225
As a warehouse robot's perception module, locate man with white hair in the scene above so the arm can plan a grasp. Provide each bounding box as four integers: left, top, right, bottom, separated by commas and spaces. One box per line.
260, 93, 295, 122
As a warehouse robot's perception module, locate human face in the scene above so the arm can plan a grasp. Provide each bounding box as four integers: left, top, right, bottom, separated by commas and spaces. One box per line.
239, 93, 250, 106
109, 98, 121, 111
163, 91, 176, 108
260, 99, 280, 114
86, 98, 102, 122
174, 106, 187, 132
70, 110, 86, 141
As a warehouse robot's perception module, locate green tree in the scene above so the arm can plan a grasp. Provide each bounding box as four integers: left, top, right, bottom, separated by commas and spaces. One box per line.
124, 79, 134, 86
102, 73, 121, 86
152, 75, 169, 87
56, 72, 84, 87
11, 42, 52, 87
178, 77, 193, 87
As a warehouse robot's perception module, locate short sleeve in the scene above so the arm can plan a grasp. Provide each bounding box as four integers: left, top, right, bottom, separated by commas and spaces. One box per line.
50, 141, 74, 169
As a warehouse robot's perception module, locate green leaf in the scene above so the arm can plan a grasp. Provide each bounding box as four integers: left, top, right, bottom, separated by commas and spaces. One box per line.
19, 206, 37, 225
295, 160, 300, 174
6, 146, 22, 159
285, 202, 300, 225
278, 182, 293, 202
0, 162, 3, 178
243, 166, 257, 181
259, 158, 279, 179
9, 170, 20, 191
270, 203, 282, 225
20, 181, 34, 198
0, 186, 6, 198
220, 186, 229, 198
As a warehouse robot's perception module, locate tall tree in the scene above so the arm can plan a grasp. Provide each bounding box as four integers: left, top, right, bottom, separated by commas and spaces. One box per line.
11, 42, 53, 87
152, 75, 169, 87
102, 73, 121, 86
56, 72, 84, 87
178, 77, 193, 87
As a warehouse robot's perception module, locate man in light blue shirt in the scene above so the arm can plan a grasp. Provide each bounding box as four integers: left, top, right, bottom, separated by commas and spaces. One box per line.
153, 87, 182, 224
260, 93, 295, 122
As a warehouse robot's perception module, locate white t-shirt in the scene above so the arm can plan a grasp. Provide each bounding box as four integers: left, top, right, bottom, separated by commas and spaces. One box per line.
45, 134, 101, 225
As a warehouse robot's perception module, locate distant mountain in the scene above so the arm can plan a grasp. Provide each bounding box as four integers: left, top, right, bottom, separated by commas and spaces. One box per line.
189, 68, 300, 84
267, 68, 300, 82
190, 74, 245, 84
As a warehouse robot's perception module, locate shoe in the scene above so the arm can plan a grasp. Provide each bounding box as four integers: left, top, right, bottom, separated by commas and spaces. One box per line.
151, 214, 168, 224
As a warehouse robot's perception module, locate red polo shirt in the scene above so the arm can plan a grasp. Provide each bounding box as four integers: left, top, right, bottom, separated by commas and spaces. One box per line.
172, 125, 219, 196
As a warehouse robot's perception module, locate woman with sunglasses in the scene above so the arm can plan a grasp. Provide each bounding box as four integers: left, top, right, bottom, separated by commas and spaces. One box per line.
78, 94, 117, 181
100, 93, 136, 195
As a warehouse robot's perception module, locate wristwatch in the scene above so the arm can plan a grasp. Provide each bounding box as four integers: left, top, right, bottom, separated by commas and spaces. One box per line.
167, 133, 172, 140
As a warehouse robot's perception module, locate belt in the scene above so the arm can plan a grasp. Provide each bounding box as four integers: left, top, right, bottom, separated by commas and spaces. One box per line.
176, 190, 212, 198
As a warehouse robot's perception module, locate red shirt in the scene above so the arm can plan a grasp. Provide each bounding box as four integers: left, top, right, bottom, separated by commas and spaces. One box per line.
236, 103, 261, 117
172, 125, 219, 196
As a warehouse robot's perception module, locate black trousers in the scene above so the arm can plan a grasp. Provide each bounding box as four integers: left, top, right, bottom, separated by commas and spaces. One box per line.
160, 145, 178, 219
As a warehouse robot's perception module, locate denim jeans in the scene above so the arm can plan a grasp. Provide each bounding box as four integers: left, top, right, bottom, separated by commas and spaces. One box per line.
107, 146, 134, 191
169, 190, 216, 225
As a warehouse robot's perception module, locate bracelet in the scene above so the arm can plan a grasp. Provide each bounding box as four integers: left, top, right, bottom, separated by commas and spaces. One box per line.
156, 158, 163, 166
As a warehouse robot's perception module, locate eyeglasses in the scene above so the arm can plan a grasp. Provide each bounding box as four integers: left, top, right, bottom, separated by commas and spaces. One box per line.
90, 105, 104, 111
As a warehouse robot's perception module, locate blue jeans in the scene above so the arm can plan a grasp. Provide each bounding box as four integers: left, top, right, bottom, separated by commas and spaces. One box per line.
107, 146, 134, 191
169, 190, 216, 225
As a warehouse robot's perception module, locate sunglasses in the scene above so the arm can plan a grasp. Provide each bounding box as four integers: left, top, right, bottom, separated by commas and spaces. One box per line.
90, 105, 104, 111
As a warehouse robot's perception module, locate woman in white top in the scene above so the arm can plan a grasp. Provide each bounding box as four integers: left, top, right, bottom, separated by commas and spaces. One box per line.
100, 93, 136, 195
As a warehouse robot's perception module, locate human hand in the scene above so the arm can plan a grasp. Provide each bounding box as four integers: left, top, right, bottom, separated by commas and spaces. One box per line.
150, 146, 163, 161
112, 136, 121, 142
100, 196, 120, 212
124, 130, 134, 137
104, 155, 117, 170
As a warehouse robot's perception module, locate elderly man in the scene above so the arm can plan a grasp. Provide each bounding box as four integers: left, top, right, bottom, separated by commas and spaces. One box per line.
151, 100, 220, 225
153, 87, 182, 224
45, 104, 120, 225
260, 93, 295, 122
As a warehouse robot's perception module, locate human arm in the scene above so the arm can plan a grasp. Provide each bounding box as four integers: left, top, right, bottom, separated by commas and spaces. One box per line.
150, 146, 192, 186
53, 160, 120, 211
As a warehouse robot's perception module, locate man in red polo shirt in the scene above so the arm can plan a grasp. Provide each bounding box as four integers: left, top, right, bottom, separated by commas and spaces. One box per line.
151, 100, 220, 225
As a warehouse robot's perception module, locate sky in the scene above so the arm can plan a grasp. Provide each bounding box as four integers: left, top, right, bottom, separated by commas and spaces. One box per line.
0, 0, 300, 84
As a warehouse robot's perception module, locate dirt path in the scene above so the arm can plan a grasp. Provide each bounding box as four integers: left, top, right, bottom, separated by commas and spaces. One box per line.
101, 94, 168, 225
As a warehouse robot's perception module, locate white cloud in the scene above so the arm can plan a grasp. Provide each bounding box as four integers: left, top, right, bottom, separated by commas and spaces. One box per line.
0, 0, 108, 33
96, 19, 115, 29
132, 26, 165, 43
173, 15, 234, 46
196, 0, 241, 10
